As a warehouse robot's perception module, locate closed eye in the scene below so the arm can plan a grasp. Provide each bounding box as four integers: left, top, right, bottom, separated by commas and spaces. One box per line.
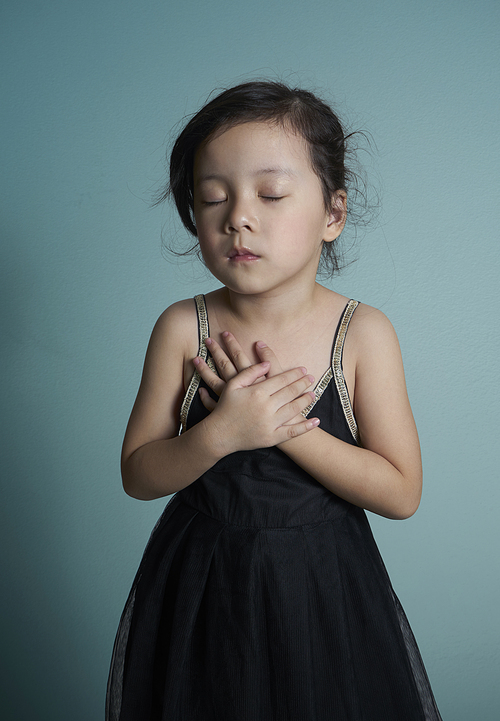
203, 196, 283, 205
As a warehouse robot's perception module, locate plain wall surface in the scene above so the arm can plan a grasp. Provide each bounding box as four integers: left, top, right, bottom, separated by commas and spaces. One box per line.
1, 1, 499, 718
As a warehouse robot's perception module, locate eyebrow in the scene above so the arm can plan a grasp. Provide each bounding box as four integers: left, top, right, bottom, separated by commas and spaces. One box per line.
196, 167, 297, 184
255, 167, 297, 177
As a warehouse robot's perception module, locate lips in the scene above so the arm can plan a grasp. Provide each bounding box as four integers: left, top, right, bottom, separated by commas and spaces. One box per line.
228, 247, 260, 260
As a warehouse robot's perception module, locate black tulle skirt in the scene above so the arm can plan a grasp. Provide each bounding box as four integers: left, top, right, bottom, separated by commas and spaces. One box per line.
107, 490, 442, 720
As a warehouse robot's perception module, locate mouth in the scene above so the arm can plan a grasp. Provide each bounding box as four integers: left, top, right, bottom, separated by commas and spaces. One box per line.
228, 247, 260, 261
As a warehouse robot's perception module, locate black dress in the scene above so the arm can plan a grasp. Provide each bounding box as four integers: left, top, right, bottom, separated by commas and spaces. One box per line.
106, 295, 442, 721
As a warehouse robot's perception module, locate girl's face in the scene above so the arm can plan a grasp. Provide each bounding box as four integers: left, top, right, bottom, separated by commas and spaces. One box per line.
193, 121, 344, 297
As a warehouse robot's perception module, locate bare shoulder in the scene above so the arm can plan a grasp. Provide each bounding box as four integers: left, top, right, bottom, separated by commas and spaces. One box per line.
346, 303, 401, 362
152, 298, 198, 346
140, 297, 200, 395
147, 297, 199, 362
342, 302, 407, 415
348, 302, 398, 338
122, 298, 199, 462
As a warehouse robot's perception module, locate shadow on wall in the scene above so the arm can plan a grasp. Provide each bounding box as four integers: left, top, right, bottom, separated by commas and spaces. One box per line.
0, 239, 109, 720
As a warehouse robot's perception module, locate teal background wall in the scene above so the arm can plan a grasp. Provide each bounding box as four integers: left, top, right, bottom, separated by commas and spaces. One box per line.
1, 1, 499, 718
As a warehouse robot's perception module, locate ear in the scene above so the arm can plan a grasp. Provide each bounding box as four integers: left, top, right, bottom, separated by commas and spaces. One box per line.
324, 191, 347, 243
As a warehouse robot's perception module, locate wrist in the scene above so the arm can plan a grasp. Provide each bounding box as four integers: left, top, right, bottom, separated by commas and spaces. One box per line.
198, 413, 234, 461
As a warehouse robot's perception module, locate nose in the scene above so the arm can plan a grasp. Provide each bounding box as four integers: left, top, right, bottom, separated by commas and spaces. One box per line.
223, 197, 256, 234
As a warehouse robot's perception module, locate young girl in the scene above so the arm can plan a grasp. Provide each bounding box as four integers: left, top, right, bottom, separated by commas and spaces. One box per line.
106, 81, 442, 720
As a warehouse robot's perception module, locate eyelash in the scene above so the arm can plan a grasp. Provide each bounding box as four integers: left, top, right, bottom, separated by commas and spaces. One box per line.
203, 196, 283, 206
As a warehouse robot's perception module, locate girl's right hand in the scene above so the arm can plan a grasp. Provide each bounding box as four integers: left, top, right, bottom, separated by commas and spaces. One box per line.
194, 358, 320, 455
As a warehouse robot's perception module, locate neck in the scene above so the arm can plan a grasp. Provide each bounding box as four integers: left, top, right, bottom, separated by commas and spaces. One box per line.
224, 282, 324, 333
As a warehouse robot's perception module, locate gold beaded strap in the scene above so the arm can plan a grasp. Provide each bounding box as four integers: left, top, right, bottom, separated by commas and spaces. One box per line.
301, 299, 359, 445
301, 366, 335, 419
179, 295, 216, 434
332, 299, 359, 444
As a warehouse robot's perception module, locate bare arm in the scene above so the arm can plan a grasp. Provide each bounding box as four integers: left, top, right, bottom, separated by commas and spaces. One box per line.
121, 302, 221, 499
121, 303, 319, 500
196, 310, 422, 520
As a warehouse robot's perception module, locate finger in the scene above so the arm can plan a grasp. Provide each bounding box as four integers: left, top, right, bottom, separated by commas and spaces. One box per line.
226, 361, 270, 389
221, 331, 252, 372
204, 338, 238, 381
271, 373, 315, 405
198, 386, 217, 412
262, 366, 311, 395
255, 341, 284, 378
275, 390, 317, 426
193, 356, 226, 396
277, 416, 320, 443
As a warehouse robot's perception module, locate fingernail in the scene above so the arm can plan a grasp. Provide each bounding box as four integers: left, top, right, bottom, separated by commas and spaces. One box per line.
309, 418, 320, 428
205, 337, 212, 346
257, 341, 267, 348
193, 357, 201, 366
300, 366, 307, 374
309, 391, 316, 400
261, 361, 270, 367
222, 331, 230, 338
308, 375, 315, 384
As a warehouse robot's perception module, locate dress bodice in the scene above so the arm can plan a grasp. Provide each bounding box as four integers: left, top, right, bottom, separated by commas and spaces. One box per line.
176, 296, 360, 528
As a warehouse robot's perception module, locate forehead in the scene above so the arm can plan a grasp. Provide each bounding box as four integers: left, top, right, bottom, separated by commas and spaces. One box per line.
194, 121, 313, 179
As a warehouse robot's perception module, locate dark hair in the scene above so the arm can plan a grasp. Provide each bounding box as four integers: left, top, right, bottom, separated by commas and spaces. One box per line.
157, 80, 372, 276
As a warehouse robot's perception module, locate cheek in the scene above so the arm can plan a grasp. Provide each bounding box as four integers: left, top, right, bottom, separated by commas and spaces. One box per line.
195, 218, 218, 248
197, 237, 217, 264
279, 208, 325, 243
